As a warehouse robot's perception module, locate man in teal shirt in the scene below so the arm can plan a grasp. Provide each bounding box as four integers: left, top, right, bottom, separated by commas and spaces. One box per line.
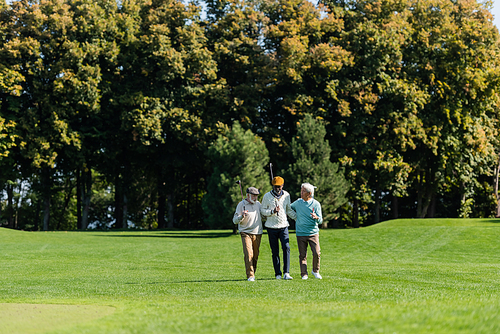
291, 183, 323, 280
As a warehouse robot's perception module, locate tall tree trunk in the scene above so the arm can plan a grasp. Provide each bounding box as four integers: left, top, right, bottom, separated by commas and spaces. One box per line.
121, 162, 129, 229
43, 196, 50, 231
392, 195, 399, 219
81, 168, 92, 229
76, 167, 82, 230
420, 186, 434, 218
58, 178, 73, 230
158, 193, 167, 228
14, 179, 24, 230
34, 199, 41, 231
157, 173, 166, 229
114, 171, 123, 228
428, 193, 436, 218
42, 168, 51, 231
187, 182, 191, 228
374, 185, 380, 224
158, 192, 166, 228
495, 156, 500, 218
352, 198, 359, 228
122, 193, 128, 228
416, 171, 424, 217
417, 169, 435, 218
167, 193, 174, 228
7, 182, 13, 228
14, 195, 19, 229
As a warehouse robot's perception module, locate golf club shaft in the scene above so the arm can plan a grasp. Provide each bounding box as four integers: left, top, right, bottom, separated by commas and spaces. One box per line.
236, 180, 245, 210
269, 163, 278, 216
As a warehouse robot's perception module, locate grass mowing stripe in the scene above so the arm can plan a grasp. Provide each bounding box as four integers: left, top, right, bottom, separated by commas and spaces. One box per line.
0, 304, 115, 334
1, 218, 500, 333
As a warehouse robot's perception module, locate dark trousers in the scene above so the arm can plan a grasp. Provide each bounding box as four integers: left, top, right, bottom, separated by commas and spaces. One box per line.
267, 227, 290, 276
297, 234, 320, 277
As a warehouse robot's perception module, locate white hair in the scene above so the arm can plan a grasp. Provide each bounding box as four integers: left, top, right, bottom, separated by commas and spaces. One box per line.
301, 183, 316, 197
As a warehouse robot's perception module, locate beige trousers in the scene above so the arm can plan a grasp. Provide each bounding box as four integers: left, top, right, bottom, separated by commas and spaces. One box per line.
240, 232, 262, 278
297, 234, 321, 277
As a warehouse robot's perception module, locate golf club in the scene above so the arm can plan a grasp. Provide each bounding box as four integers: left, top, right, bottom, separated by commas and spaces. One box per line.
269, 163, 274, 184
236, 180, 245, 210
269, 163, 279, 216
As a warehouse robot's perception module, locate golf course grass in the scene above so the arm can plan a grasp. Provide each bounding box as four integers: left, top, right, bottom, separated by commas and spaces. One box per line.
1, 218, 500, 333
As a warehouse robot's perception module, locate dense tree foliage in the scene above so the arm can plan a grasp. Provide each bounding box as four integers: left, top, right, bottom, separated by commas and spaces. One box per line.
323, 0, 500, 223
286, 113, 349, 226
0, 0, 499, 230
203, 121, 269, 230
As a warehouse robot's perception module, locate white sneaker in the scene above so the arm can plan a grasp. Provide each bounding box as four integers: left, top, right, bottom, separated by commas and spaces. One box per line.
247, 277, 255, 281
312, 271, 322, 279
283, 273, 293, 280
302, 275, 308, 280
276, 275, 282, 280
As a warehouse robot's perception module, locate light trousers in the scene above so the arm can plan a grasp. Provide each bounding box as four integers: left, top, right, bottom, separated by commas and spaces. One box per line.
240, 232, 262, 278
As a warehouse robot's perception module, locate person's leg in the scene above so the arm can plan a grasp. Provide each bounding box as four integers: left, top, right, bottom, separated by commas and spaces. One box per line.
252, 234, 262, 275
309, 234, 321, 273
240, 232, 254, 278
296, 236, 309, 277
280, 227, 291, 274
267, 228, 282, 276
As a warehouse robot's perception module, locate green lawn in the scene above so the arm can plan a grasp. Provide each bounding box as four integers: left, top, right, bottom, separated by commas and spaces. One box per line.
1, 218, 500, 333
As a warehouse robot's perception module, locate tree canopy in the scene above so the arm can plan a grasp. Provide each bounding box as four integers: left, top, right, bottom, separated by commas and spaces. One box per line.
0, 0, 499, 230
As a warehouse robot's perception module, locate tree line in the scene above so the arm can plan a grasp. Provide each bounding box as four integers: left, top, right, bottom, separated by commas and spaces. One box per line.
0, 0, 499, 231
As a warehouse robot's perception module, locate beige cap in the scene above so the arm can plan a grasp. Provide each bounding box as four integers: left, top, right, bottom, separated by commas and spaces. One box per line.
246, 187, 260, 195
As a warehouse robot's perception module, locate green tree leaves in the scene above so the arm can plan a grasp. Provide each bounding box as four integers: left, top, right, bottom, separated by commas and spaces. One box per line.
203, 121, 270, 229
286, 114, 349, 224
0, 0, 499, 230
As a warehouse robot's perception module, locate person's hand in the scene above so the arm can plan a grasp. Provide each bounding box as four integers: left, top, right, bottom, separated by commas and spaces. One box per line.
274, 206, 281, 214
242, 210, 248, 217
311, 208, 319, 220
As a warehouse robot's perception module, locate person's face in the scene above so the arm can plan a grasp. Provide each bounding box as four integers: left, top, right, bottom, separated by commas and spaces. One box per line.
273, 184, 283, 193
301, 187, 311, 200
248, 194, 258, 202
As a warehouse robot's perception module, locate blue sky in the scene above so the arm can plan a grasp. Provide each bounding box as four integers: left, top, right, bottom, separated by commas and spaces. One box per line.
4, 0, 500, 30
491, 1, 500, 29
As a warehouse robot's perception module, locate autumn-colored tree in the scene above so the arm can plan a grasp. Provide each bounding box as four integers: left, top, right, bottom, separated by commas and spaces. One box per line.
0, 0, 499, 231
1, 0, 111, 230
402, 0, 500, 218
322, 0, 500, 220
99, 0, 219, 228
260, 0, 351, 169
205, 0, 270, 128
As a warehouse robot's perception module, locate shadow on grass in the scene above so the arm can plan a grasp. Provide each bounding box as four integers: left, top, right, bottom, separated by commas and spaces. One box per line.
125, 278, 276, 284
97, 232, 234, 239
479, 219, 500, 224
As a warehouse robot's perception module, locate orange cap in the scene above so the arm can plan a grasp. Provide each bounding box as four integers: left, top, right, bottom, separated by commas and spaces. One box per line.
272, 176, 284, 186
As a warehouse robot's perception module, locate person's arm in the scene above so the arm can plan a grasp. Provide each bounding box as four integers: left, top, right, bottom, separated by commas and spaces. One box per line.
313, 202, 323, 225
233, 201, 246, 224
260, 194, 276, 217
285, 195, 297, 220
255, 202, 263, 222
